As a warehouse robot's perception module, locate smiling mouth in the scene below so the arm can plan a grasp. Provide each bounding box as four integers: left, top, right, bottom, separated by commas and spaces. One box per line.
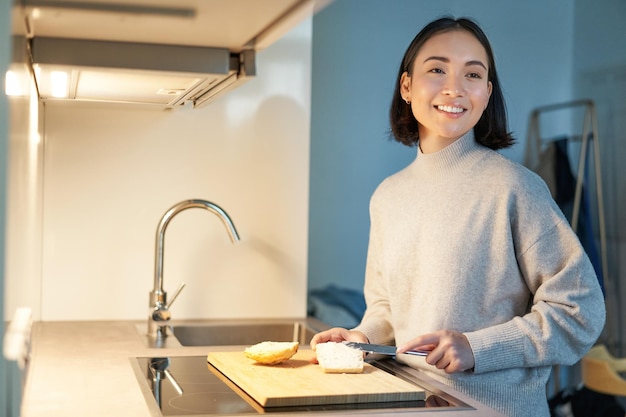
436, 105, 465, 114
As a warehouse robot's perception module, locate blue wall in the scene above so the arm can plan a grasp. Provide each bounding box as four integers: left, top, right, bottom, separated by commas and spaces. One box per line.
308, 0, 576, 297
572, 0, 626, 354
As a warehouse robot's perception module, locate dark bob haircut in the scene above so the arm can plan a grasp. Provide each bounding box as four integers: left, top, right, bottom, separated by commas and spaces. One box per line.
389, 17, 515, 150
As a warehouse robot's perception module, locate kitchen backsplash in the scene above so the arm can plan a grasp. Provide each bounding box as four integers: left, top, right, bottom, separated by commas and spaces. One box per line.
5, 19, 312, 321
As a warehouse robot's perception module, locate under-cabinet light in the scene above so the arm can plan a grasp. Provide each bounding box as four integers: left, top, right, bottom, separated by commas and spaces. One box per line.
4, 67, 32, 97
5, 70, 20, 96
50, 70, 69, 98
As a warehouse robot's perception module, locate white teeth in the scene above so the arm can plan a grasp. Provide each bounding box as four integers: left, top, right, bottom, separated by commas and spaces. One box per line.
437, 105, 464, 113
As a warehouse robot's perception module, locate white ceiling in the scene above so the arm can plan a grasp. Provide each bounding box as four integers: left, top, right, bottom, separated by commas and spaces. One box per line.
14, 0, 323, 51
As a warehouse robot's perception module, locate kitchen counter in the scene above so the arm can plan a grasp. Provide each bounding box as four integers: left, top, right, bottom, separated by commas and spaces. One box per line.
20, 320, 505, 417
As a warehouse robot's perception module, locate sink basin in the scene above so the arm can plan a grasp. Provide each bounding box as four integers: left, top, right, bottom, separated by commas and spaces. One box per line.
171, 320, 321, 347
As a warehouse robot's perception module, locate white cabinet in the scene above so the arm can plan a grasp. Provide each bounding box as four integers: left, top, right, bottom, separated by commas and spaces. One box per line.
14, 0, 332, 50
11, 0, 332, 108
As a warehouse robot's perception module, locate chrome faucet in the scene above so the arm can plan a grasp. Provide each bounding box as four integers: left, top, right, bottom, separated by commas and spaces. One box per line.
148, 199, 240, 338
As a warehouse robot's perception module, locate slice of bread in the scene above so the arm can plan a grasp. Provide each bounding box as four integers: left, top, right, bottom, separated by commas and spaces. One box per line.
315, 342, 364, 373
243, 341, 299, 365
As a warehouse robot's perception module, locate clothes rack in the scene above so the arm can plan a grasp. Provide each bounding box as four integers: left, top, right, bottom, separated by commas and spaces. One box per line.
524, 99, 615, 392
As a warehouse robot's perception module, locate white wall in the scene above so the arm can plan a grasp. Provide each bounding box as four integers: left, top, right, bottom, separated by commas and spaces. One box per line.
5, 74, 44, 322
6, 18, 313, 321
4, 8, 43, 417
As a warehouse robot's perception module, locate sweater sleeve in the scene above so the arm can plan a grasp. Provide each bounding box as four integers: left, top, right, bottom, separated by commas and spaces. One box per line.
465, 212, 606, 374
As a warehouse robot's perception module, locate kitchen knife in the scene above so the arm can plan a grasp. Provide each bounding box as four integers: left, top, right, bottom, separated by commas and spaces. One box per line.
344, 342, 429, 356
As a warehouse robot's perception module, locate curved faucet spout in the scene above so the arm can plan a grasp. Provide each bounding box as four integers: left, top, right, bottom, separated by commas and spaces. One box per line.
153, 199, 240, 294
149, 199, 240, 338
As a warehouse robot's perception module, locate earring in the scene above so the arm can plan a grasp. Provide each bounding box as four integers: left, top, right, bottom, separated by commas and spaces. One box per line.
405, 98, 410, 105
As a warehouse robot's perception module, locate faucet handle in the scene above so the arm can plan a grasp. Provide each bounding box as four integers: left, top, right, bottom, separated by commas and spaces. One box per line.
149, 282, 185, 337
166, 282, 186, 309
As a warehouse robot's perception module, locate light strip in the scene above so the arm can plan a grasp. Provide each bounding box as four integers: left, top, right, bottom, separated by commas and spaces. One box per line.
50, 71, 68, 98
5, 70, 22, 96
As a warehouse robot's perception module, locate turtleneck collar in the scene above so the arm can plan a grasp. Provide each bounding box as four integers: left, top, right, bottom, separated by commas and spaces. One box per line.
413, 130, 486, 178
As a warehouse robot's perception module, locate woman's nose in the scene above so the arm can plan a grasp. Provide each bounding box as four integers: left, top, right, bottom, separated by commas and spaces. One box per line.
442, 77, 465, 96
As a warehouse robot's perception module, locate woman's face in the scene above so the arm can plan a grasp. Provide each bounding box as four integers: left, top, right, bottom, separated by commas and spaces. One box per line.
401, 30, 492, 152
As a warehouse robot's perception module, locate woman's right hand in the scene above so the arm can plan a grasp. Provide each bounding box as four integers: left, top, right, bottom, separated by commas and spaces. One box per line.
309, 327, 369, 350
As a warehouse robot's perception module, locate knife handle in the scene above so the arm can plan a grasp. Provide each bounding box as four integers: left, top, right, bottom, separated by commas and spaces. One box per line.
404, 350, 429, 356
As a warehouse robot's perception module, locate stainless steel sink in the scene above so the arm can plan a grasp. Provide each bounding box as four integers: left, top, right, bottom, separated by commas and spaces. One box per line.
136, 317, 330, 348
172, 320, 318, 346
137, 318, 330, 348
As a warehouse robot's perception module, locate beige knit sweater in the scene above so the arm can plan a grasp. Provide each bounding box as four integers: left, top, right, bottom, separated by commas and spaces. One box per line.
353, 131, 606, 417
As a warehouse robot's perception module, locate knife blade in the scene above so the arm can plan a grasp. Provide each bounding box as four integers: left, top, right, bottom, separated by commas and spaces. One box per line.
343, 342, 429, 356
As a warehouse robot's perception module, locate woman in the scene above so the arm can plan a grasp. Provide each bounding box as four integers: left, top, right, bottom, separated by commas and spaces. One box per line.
310, 16, 605, 417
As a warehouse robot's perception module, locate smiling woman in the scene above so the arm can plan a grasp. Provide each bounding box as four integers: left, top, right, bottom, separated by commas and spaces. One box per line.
310, 16, 606, 417
390, 17, 513, 152
400, 30, 492, 152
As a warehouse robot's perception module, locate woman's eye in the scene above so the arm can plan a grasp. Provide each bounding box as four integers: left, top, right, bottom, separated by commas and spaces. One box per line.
467, 72, 485, 79
429, 68, 444, 74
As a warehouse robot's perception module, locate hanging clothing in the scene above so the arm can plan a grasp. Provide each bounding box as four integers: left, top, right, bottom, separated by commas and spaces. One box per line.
534, 137, 604, 293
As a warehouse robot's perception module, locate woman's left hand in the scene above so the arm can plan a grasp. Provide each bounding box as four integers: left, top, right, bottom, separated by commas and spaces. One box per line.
397, 330, 475, 374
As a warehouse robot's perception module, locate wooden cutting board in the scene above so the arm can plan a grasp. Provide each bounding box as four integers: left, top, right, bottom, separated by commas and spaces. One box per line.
206, 349, 425, 407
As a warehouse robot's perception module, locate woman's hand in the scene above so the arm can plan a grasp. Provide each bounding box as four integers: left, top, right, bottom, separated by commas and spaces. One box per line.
309, 327, 369, 350
397, 330, 475, 374
309, 328, 369, 364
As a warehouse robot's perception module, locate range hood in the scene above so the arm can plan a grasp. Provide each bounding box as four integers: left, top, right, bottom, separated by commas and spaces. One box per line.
28, 37, 255, 109
12, 0, 335, 109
